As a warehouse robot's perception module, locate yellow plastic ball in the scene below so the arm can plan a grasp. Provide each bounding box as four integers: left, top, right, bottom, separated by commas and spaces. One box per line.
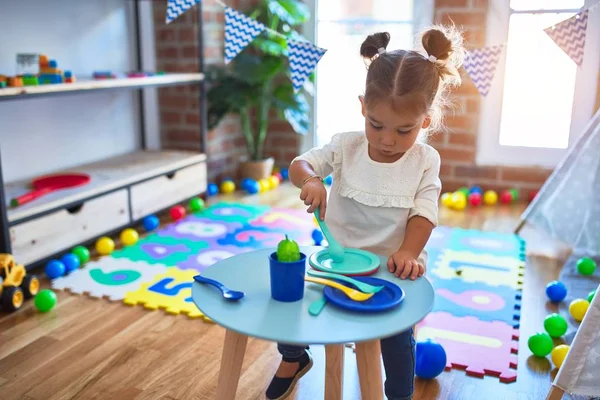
441, 192, 454, 208
451, 192, 467, 210
551, 344, 570, 368
220, 181, 236, 194
569, 298, 589, 322
120, 228, 139, 246
259, 179, 270, 192
268, 176, 280, 189
483, 190, 498, 206
95, 236, 115, 255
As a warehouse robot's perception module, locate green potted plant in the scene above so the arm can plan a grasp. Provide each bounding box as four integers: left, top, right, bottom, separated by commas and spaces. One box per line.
205, 0, 313, 181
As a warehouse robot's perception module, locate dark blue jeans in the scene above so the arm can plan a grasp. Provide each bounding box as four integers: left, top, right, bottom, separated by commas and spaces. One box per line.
277, 327, 415, 400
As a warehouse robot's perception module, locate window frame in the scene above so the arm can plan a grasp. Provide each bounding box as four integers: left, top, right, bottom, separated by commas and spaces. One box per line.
300, 0, 434, 154
476, 0, 600, 168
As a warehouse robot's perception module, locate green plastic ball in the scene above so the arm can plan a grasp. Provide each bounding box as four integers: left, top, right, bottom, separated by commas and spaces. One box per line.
189, 197, 205, 212
71, 245, 90, 264
543, 313, 568, 338
34, 289, 57, 313
588, 290, 596, 303
509, 188, 519, 201
528, 332, 553, 357
576, 257, 596, 276
458, 187, 470, 197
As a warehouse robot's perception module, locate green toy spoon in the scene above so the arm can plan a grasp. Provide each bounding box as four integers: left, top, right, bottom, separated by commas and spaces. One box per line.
308, 295, 327, 316
314, 206, 345, 263
307, 270, 384, 294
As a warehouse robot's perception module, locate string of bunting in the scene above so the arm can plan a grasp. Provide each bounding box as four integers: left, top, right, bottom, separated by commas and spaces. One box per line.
166, 0, 596, 97
463, 1, 598, 97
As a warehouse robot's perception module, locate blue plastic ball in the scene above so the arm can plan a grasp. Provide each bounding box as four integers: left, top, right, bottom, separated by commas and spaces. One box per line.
241, 178, 252, 190
142, 215, 160, 232
280, 169, 289, 180
61, 253, 81, 274
546, 280, 567, 302
323, 175, 333, 186
45, 260, 66, 279
415, 339, 447, 379
469, 185, 482, 195
312, 229, 324, 245
207, 183, 219, 196
246, 180, 260, 194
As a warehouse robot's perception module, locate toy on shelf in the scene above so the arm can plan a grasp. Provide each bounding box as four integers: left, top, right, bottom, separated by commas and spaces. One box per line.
142, 215, 160, 231
120, 228, 139, 246
170, 205, 186, 221
93, 71, 117, 79
415, 339, 447, 379
34, 289, 57, 313
0, 254, 40, 312
546, 280, 567, 302
45, 259, 66, 279
96, 236, 115, 255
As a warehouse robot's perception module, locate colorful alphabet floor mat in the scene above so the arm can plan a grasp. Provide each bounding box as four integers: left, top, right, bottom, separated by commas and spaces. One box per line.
51, 202, 317, 320
51, 202, 525, 383
416, 225, 525, 383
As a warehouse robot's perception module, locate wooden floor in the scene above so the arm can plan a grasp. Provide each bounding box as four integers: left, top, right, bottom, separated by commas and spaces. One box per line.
0, 183, 577, 400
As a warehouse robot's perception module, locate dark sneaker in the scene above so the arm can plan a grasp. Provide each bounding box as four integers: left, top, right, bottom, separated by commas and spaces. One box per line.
265, 350, 313, 400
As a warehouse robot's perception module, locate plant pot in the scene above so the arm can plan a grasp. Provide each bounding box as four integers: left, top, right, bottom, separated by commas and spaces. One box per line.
239, 157, 275, 181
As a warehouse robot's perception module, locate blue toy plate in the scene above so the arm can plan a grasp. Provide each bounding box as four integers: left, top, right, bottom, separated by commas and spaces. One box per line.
323, 276, 405, 313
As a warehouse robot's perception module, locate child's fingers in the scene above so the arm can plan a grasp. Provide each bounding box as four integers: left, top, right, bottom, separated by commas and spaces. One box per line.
400, 260, 416, 280
306, 198, 320, 214
410, 262, 420, 280
394, 259, 406, 277
318, 202, 326, 220
303, 193, 314, 207
387, 257, 395, 272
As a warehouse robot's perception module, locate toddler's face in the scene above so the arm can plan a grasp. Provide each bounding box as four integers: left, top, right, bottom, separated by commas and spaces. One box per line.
359, 95, 430, 163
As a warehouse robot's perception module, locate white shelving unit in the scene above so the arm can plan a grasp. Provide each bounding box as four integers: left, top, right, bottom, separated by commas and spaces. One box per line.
0, 3, 209, 270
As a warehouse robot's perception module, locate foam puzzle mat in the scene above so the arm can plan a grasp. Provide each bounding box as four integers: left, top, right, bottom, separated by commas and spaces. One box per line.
51, 202, 316, 320
51, 202, 526, 383
416, 226, 525, 383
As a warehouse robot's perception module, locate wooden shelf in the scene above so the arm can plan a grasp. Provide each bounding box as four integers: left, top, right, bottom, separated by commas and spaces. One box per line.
5, 150, 207, 224
0, 73, 204, 100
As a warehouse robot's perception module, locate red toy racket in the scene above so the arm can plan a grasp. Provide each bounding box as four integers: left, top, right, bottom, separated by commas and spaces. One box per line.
11, 173, 91, 207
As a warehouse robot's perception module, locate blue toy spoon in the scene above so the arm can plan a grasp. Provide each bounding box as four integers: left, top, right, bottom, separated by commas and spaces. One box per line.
193, 275, 245, 301
314, 206, 345, 263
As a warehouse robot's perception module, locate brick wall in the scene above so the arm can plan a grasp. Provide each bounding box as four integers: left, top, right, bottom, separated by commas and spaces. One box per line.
153, 0, 248, 182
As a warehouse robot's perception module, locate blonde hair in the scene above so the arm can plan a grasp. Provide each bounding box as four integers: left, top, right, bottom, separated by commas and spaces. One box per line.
359, 25, 466, 140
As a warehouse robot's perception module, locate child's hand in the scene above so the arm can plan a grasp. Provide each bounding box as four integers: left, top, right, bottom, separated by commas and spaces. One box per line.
300, 179, 327, 220
387, 249, 425, 280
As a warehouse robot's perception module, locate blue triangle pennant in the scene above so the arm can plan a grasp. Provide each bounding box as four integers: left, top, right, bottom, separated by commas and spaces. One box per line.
287, 40, 327, 91
224, 7, 266, 64
463, 44, 504, 97
166, 0, 201, 24
544, 10, 588, 66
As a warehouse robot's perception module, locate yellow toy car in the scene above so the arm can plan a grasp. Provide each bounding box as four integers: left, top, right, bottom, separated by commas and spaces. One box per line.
0, 254, 39, 312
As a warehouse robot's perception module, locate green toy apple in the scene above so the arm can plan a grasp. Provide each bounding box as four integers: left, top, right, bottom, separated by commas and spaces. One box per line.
277, 235, 301, 262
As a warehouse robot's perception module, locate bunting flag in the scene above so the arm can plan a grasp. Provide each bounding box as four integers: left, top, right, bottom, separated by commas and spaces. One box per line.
166, 0, 201, 24
544, 10, 588, 66
463, 44, 504, 97
224, 7, 266, 64
287, 40, 327, 91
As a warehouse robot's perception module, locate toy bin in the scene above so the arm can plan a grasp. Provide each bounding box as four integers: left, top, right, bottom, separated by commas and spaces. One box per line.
269, 252, 306, 302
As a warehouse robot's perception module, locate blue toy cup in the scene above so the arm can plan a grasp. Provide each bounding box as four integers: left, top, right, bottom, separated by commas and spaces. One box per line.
269, 252, 306, 302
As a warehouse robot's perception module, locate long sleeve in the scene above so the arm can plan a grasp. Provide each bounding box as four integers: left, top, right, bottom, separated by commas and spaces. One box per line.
408, 148, 442, 226
292, 133, 343, 178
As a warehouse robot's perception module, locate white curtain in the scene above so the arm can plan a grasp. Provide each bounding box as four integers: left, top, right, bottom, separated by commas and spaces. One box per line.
520, 108, 600, 256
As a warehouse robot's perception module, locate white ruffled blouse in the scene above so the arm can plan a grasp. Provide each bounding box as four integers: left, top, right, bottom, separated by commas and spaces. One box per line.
293, 131, 441, 265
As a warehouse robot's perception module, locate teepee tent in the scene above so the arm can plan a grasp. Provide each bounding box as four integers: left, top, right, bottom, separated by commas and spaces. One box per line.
546, 284, 600, 399
516, 108, 600, 256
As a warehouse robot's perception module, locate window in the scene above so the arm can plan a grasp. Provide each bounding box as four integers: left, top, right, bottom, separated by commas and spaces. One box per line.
312, 0, 423, 147
477, 0, 600, 168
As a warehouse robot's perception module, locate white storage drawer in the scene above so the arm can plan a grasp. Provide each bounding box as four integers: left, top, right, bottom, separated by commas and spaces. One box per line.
10, 189, 130, 265
130, 162, 207, 220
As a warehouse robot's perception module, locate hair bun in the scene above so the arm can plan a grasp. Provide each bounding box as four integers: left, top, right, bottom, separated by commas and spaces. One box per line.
360, 32, 391, 60
421, 25, 466, 84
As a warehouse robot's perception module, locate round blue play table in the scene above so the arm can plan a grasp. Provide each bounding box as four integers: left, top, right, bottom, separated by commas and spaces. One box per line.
191, 246, 435, 400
